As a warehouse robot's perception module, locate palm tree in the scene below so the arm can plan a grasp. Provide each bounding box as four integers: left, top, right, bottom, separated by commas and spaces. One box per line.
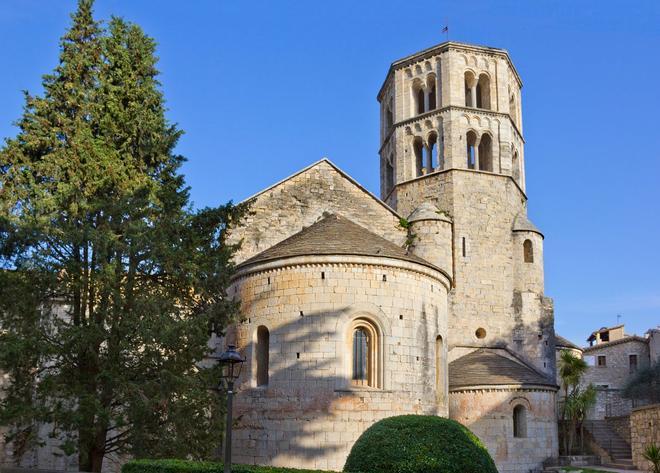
558, 350, 589, 455
643, 444, 660, 473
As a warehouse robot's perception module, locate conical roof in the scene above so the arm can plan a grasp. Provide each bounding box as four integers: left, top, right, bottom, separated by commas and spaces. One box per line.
449, 349, 555, 389
512, 212, 543, 237
408, 202, 452, 224
240, 214, 440, 271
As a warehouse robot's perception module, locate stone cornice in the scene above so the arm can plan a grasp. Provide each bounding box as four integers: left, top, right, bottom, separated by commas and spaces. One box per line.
230, 255, 452, 291
378, 41, 523, 100
379, 106, 524, 156
391, 167, 528, 202
449, 384, 558, 393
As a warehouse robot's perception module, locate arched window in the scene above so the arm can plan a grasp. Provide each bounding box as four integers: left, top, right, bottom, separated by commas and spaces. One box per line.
413, 137, 424, 176
464, 71, 476, 107
478, 134, 493, 172
256, 326, 269, 386
512, 149, 520, 183
417, 88, 425, 115
513, 405, 527, 438
350, 318, 380, 388
466, 131, 478, 169
435, 335, 445, 403
428, 133, 438, 171
477, 74, 491, 110
385, 159, 394, 193
427, 75, 437, 110
386, 105, 394, 132
509, 93, 517, 126
523, 239, 534, 263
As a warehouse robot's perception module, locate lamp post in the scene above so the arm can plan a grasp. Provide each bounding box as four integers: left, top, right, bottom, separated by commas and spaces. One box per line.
213, 344, 245, 473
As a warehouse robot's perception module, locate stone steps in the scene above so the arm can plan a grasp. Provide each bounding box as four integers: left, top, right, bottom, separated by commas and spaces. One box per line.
584, 420, 632, 460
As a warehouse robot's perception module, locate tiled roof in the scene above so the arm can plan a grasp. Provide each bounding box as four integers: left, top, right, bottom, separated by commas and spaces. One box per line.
555, 334, 581, 350
239, 214, 441, 271
512, 213, 543, 237
582, 335, 648, 353
448, 349, 555, 389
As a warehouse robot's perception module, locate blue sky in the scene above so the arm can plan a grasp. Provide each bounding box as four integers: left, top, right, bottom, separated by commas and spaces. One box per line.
1, 0, 658, 346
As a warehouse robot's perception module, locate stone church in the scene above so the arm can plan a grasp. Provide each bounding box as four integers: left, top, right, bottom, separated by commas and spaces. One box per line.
225, 41, 559, 473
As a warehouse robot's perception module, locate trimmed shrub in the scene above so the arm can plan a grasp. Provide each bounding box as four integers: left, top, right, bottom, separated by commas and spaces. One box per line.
343, 415, 498, 473
122, 459, 336, 473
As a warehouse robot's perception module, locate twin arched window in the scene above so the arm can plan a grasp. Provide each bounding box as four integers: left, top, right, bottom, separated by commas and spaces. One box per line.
466, 131, 494, 172
465, 71, 491, 110
412, 75, 438, 116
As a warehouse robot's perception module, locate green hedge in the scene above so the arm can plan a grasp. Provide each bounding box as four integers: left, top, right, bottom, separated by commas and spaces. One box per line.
343, 415, 498, 473
122, 459, 337, 473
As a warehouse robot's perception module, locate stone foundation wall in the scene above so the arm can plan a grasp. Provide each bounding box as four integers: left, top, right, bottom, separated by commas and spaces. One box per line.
631, 403, 660, 471
449, 387, 558, 473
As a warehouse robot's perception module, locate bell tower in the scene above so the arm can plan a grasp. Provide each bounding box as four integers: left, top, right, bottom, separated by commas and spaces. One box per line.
378, 41, 525, 212
378, 42, 555, 380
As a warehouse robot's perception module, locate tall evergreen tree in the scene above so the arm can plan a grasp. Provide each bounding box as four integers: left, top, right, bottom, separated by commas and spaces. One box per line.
0, 2, 243, 471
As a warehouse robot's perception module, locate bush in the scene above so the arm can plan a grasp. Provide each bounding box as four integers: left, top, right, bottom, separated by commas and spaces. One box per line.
122, 459, 336, 473
343, 415, 498, 473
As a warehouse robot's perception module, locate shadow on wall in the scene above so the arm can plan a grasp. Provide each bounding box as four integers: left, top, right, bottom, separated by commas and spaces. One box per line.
221, 297, 445, 469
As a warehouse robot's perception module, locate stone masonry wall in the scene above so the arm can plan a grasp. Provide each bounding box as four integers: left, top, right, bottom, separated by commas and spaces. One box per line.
583, 339, 650, 419
631, 404, 660, 471
228, 257, 450, 471
228, 160, 405, 265
449, 388, 558, 473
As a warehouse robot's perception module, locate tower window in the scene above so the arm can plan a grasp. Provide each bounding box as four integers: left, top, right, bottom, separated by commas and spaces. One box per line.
350, 318, 380, 388
256, 325, 270, 386
385, 159, 394, 193
427, 75, 437, 110
466, 131, 478, 169
436, 335, 445, 403
513, 405, 527, 438
462, 237, 467, 257
464, 71, 476, 107
417, 88, 425, 115
523, 239, 534, 263
478, 133, 493, 172
428, 132, 438, 171
477, 74, 491, 110
512, 149, 521, 184
597, 355, 607, 367
413, 137, 424, 176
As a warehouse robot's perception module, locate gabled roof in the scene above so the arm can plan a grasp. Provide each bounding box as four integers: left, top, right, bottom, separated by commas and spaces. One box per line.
556, 334, 581, 350
239, 214, 442, 273
448, 348, 555, 389
239, 158, 401, 219
582, 335, 648, 353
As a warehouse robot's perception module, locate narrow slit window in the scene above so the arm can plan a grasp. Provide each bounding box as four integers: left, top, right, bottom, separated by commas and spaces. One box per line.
523, 239, 534, 263
256, 326, 269, 386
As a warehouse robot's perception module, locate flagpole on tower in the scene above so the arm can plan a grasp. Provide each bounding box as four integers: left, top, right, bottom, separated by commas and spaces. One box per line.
442, 21, 449, 42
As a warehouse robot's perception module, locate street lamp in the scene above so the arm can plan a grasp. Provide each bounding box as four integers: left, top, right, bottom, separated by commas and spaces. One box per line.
213, 344, 245, 473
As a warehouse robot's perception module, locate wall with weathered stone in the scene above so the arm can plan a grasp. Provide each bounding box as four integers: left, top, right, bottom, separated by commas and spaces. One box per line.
631, 404, 660, 471
229, 256, 450, 471
449, 387, 558, 473
228, 160, 405, 265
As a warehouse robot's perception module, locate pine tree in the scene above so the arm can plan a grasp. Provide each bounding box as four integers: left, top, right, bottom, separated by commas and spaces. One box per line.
0, 2, 243, 471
